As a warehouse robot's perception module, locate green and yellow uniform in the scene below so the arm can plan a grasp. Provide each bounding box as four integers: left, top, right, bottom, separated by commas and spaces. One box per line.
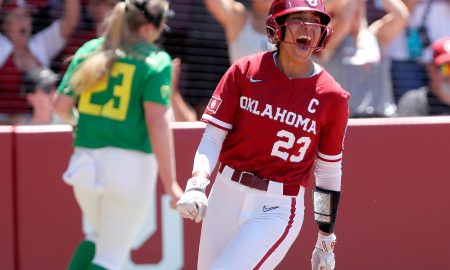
60, 38, 174, 270
57, 37, 172, 153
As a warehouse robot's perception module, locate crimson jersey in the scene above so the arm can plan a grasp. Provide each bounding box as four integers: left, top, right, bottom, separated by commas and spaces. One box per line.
202, 51, 350, 187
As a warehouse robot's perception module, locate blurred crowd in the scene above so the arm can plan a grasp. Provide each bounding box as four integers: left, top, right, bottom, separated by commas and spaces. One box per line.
0, 0, 449, 125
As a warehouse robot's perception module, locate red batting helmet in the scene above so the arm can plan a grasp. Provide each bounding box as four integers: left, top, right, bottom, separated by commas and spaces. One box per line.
266, 0, 332, 50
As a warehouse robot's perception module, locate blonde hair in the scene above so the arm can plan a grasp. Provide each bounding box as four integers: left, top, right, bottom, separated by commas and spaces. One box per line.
69, 0, 170, 94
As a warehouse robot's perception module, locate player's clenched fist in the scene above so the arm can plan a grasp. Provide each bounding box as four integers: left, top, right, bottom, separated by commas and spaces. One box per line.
177, 176, 210, 223
311, 233, 336, 270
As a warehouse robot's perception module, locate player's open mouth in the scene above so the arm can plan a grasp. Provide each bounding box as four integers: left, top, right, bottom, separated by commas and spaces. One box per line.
296, 35, 311, 49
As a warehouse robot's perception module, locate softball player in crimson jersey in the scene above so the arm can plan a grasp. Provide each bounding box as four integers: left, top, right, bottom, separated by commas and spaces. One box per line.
177, 0, 350, 269
53, 1, 182, 269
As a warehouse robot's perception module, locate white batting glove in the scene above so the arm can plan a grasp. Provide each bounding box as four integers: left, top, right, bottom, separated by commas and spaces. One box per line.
311, 233, 336, 270
176, 176, 210, 223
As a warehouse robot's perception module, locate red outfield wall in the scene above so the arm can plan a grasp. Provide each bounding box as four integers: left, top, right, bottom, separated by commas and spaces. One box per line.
0, 126, 15, 270
1, 117, 450, 270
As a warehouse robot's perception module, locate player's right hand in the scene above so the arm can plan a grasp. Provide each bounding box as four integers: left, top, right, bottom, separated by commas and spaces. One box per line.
167, 182, 183, 209
311, 233, 336, 270
176, 176, 210, 223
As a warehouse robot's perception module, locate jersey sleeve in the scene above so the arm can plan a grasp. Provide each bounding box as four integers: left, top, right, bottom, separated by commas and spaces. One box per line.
318, 91, 350, 162
201, 63, 245, 130
56, 46, 86, 97
143, 57, 172, 106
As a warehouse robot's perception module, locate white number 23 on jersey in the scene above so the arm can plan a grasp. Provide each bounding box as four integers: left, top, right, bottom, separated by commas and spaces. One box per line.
271, 130, 311, 162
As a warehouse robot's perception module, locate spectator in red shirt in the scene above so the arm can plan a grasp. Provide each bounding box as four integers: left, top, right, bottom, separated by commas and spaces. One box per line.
0, 0, 80, 124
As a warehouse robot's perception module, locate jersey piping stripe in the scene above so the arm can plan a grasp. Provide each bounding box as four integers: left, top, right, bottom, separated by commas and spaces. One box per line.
201, 114, 233, 130
318, 156, 342, 162
317, 151, 342, 161
205, 121, 231, 132
253, 197, 297, 270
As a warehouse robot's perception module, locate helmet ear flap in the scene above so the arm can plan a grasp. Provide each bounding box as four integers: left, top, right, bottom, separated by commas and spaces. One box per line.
317, 27, 333, 50
266, 17, 282, 44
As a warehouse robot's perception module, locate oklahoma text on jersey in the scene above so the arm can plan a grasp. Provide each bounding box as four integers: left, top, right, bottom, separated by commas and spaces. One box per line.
239, 95, 318, 135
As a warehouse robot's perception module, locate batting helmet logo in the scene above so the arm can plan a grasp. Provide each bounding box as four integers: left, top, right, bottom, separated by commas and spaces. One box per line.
306, 0, 318, 7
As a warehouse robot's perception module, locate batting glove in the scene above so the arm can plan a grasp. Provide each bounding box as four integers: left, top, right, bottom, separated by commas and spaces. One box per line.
311, 233, 336, 270
176, 176, 210, 223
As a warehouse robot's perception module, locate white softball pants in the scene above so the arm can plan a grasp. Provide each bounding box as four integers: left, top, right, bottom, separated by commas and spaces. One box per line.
198, 166, 305, 270
70, 147, 157, 270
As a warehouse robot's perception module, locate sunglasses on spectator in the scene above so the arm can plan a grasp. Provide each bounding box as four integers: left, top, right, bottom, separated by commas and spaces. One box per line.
438, 63, 450, 77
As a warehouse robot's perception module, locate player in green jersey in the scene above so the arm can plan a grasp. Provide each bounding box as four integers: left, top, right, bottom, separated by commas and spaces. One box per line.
53, 1, 183, 269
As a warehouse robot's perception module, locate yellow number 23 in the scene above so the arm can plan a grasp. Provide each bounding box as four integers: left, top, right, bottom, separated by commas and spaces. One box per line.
78, 62, 135, 121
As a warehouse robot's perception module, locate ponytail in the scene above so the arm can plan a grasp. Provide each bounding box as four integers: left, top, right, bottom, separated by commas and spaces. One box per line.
69, 2, 128, 94
69, 0, 171, 94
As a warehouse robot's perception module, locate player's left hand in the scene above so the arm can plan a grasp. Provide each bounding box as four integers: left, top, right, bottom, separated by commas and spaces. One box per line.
311, 232, 336, 270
